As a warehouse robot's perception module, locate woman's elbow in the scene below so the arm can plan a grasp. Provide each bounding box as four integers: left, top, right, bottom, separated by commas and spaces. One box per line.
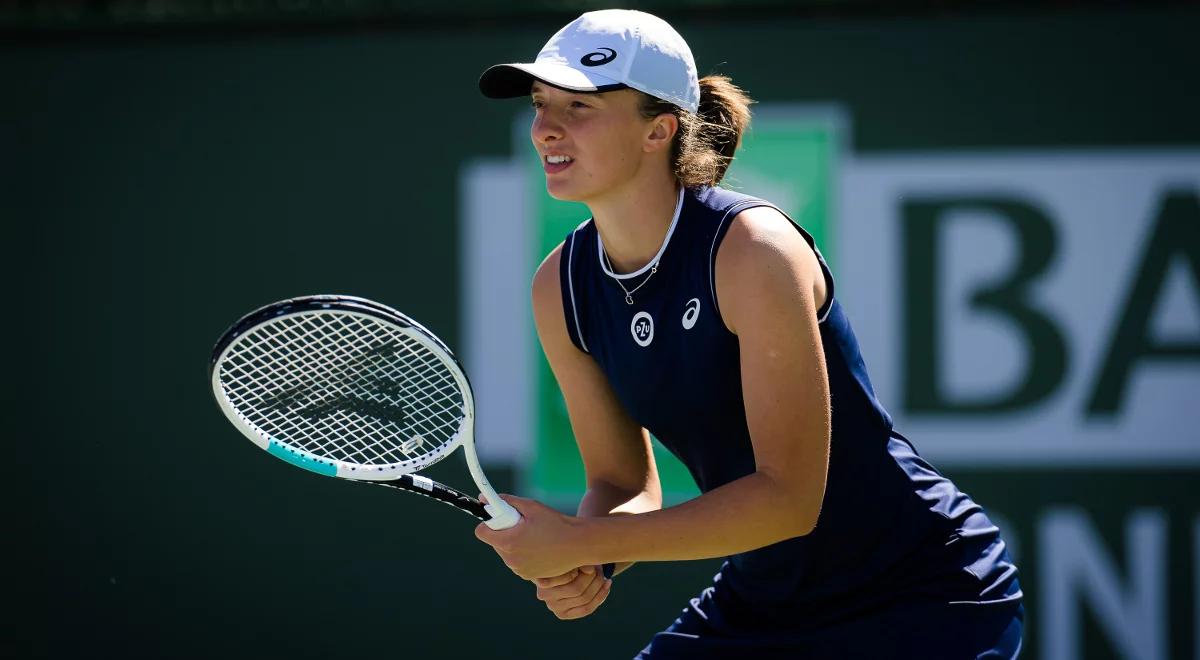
760, 469, 825, 538
794, 501, 823, 537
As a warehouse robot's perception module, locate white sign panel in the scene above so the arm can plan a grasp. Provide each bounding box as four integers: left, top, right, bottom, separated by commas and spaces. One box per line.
839, 152, 1200, 466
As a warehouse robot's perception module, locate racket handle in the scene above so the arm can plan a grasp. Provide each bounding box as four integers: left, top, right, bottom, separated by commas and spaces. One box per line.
602, 562, 615, 579
482, 498, 522, 530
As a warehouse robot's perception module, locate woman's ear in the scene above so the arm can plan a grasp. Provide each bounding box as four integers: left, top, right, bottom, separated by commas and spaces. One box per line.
644, 113, 679, 154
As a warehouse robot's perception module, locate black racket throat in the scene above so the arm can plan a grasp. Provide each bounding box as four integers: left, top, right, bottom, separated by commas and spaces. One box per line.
357, 475, 488, 521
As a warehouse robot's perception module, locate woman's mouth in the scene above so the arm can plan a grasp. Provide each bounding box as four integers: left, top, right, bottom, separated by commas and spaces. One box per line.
544, 154, 574, 174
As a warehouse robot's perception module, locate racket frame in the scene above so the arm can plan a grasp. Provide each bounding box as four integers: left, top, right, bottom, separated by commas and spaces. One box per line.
209, 295, 520, 530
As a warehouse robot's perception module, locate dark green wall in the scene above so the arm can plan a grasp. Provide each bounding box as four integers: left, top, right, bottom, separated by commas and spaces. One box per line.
8, 6, 1198, 658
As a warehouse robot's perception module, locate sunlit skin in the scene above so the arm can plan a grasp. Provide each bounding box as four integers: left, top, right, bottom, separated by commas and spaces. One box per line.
530, 82, 681, 274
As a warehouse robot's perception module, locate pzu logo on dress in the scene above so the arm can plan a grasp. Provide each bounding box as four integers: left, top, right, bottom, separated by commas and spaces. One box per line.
631, 311, 654, 347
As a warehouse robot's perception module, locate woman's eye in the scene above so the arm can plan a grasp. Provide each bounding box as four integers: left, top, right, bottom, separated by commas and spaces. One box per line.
528, 99, 587, 110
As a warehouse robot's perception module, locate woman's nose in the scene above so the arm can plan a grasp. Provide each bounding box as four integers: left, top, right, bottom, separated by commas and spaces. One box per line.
532, 110, 563, 144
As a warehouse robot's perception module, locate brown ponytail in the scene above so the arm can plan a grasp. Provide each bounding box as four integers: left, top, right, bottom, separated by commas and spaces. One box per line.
638, 75, 754, 187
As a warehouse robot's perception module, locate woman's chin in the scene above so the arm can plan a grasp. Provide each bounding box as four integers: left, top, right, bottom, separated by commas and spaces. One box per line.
545, 181, 587, 203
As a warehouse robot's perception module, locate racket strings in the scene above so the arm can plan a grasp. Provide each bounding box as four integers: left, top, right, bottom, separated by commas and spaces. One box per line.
228, 320, 457, 466
218, 311, 465, 469
256, 316, 459, 462
253, 316, 453, 462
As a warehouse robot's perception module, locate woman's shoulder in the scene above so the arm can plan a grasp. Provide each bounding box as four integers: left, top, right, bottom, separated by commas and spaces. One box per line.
532, 241, 564, 301
532, 218, 594, 313
687, 184, 768, 215
682, 185, 796, 258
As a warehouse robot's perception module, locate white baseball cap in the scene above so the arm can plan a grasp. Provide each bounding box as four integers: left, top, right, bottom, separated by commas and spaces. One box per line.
479, 9, 700, 114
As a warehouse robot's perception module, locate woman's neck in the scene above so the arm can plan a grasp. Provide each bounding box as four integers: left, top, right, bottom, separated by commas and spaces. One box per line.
586, 168, 682, 274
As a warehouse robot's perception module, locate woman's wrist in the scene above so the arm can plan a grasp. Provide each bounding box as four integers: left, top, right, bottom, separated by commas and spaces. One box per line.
569, 513, 607, 567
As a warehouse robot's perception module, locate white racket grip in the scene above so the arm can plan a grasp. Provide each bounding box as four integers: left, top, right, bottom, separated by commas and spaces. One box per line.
483, 499, 522, 530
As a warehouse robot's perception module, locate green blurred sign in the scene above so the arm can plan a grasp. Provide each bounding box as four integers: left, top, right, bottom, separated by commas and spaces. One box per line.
525, 107, 845, 508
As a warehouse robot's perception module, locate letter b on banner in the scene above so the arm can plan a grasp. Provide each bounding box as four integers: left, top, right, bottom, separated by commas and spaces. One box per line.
903, 196, 1069, 414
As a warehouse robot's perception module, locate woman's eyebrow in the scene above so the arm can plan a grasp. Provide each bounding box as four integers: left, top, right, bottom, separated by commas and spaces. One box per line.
530, 83, 603, 102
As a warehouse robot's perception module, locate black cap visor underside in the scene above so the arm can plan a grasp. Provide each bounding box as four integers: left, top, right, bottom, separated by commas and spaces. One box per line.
479, 64, 628, 99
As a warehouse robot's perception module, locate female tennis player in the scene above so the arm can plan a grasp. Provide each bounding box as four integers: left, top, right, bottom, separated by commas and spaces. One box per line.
474, 9, 1023, 658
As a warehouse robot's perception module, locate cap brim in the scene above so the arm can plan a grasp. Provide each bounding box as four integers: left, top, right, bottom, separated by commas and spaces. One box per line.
479, 62, 627, 99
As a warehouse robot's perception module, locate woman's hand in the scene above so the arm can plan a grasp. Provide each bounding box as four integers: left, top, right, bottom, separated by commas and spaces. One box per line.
474, 494, 589, 580
533, 565, 612, 620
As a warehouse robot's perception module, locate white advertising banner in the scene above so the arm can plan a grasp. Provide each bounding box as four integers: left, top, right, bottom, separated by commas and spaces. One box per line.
839, 152, 1200, 466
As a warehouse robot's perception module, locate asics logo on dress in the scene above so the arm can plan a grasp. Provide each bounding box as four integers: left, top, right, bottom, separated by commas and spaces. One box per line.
631, 311, 654, 347
682, 298, 701, 330
580, 48, 617, 67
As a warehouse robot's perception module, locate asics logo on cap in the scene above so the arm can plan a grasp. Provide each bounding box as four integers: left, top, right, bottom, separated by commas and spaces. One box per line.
477, 10, 700, 114
580, 48, 617, 67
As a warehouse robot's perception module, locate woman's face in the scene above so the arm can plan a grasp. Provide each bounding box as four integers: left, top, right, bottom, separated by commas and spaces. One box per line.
529, 82, 653, 202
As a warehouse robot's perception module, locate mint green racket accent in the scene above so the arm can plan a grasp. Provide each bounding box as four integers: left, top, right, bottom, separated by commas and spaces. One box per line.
268, 439, 337, 477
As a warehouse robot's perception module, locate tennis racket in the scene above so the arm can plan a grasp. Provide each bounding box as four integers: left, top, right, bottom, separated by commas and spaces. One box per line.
208, 294, 521, 530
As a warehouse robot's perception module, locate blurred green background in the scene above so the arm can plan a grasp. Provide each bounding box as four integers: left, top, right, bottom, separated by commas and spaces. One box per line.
8, 2, 1198, 658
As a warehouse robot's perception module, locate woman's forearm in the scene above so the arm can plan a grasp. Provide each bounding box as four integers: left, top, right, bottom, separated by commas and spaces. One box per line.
578, 480, 662, 517
574, 470, 819, 566
576, 481, 662, 576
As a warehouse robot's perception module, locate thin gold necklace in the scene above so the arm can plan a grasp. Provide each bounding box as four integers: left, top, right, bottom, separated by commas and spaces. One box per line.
597, 186, 683, 305
602, 248, 658, 305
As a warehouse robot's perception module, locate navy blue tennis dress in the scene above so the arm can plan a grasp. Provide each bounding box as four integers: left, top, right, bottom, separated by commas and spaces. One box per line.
558, 185, 1024, 659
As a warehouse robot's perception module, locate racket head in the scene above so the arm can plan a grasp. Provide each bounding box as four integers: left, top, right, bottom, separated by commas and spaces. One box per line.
209, 295, 476, 481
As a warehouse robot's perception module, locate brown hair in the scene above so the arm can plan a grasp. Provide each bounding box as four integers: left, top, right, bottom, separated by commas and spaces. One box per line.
637, 75, 753, 187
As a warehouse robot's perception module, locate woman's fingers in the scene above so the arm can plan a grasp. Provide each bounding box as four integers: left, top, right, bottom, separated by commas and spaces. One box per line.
535, 568, 597, 602
559, 578, 612, 620
555, 569, 607, 608
534, 567, 582, 589
536, 575, 581, 601
534, 566, 611, 619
